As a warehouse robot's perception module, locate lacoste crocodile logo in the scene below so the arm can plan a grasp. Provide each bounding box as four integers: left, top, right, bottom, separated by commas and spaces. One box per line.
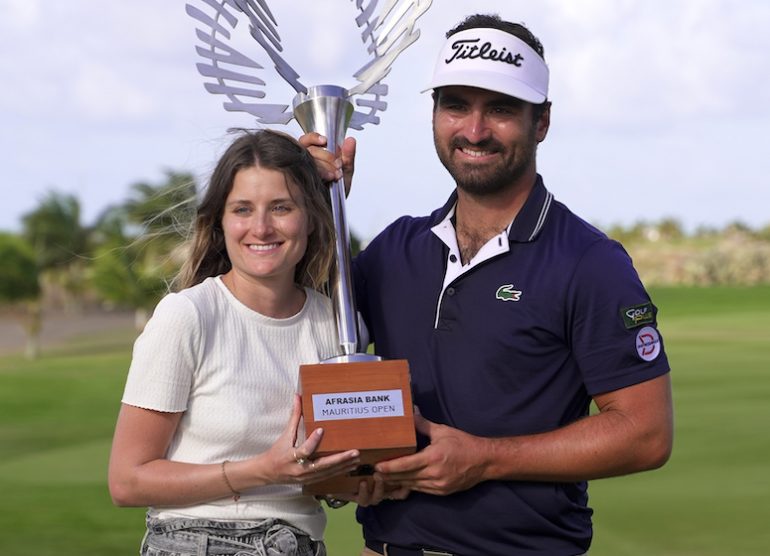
496, 284, 522, 302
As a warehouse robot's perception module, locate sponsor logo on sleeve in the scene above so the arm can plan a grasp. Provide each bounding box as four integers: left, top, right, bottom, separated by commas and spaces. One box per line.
621, 302, 655, 329
635, 326, 661, 361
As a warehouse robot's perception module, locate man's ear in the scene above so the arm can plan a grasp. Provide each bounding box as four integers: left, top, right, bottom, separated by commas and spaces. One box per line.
536, 102, 552, 143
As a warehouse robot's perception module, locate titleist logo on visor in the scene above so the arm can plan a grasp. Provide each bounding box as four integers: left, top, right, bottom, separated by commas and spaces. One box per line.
445, 38, 525, 67
423, 28, 549, 103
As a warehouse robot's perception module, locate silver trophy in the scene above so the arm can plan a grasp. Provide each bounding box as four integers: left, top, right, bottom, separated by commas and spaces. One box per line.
187, 1, 431, 492
186, 0, 432, 362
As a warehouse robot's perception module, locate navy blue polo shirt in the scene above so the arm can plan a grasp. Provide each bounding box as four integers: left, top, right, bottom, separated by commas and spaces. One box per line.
352, 176, 670, 555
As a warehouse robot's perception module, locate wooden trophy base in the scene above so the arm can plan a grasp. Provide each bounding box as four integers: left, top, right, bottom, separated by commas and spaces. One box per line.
299, 359, 415, 495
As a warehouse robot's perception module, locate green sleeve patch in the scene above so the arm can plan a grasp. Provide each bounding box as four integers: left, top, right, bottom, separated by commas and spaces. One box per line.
621, 302, 655, 329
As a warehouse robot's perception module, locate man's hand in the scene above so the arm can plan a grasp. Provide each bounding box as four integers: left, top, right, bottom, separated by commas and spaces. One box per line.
373, 412, 491, 496
347, 374, 674, 503
375, 375, 674, 491
332, 477, 411, 507
299, 132, 356, 196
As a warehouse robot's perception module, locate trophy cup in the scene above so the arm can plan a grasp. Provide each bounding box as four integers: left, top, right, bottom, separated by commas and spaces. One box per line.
187, 0, 432, 493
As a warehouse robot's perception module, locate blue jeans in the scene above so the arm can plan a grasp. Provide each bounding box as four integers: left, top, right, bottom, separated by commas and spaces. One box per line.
141, 515, 326, 556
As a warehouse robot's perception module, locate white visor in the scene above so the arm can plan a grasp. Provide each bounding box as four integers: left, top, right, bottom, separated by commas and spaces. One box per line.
423, 28, 549, 104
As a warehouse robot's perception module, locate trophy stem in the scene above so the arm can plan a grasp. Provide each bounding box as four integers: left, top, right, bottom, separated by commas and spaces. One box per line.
293, 85, 376, 360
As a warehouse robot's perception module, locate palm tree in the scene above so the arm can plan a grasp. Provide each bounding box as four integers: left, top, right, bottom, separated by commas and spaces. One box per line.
89, 172, 197, 329
124, 171, 198, 251
21, 191, 88, 312
89, 239, 170, 330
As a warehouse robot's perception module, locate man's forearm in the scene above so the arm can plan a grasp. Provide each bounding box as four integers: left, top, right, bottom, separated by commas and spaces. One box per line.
481, 374, 673, 483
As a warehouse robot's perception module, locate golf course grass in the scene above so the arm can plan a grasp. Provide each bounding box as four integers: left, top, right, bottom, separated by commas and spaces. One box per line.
0, 285, 767, 555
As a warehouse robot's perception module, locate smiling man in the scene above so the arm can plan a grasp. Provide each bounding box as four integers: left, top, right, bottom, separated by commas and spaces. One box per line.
306, 13, 674, 556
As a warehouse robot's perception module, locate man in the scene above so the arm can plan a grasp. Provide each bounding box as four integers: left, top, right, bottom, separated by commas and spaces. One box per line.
305, 13, 673, 556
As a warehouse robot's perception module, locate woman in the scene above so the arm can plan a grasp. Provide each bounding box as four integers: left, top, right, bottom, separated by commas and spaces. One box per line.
109, 129, 360, 556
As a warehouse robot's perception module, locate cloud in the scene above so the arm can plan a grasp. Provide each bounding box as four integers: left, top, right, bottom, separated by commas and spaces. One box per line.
0, 0, 40, 29
70, 62, 156, 122
543, 0, 770, 127
1, 0, 768, 236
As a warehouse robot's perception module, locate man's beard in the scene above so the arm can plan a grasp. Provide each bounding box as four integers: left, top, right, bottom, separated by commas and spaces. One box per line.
435, 131, 537, 197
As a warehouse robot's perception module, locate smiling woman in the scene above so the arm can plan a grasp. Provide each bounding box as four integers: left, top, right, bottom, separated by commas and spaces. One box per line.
220, 165, 312, 317
108, 129, 358, 556
176, 130, 337, 294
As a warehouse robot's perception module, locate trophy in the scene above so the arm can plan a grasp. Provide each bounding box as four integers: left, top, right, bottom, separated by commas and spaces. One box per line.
187, 0, 432, 493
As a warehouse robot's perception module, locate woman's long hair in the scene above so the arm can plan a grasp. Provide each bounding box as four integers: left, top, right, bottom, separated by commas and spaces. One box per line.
173, 129, 336, 292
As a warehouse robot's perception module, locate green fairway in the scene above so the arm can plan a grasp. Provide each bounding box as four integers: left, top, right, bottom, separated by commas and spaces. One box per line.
0, 286, 768, 555
0, 330, 146, 555
587, 286, 770, 556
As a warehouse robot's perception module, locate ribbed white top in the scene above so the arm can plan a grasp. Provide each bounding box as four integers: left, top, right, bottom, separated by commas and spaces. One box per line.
122, 276, 340, 539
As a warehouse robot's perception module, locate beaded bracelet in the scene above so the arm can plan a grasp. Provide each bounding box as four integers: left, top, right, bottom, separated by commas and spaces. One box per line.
221, 460, 241, 502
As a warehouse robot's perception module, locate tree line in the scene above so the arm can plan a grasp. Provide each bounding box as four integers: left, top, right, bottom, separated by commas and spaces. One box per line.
1, 171, 767, 358
0, 172, 196, 358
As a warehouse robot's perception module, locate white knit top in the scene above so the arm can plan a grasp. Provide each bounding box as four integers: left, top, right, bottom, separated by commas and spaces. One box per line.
121, 276, 340, 540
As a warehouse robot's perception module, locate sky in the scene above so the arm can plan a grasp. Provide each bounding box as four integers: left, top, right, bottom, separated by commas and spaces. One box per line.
1, 0, 769, 242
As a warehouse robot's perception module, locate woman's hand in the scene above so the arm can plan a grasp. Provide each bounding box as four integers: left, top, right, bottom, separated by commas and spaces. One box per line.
108, 394, 360, 507
251, 394, 361, 486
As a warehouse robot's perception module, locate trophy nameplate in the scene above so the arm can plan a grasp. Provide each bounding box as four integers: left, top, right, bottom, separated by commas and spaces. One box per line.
300, 359, 415, 494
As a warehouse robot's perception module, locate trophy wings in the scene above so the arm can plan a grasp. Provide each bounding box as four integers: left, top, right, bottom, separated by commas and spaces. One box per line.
186, 0, 432, 130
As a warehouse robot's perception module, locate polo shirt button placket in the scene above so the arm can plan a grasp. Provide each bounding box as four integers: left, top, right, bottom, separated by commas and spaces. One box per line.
446, 287, 455, 296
